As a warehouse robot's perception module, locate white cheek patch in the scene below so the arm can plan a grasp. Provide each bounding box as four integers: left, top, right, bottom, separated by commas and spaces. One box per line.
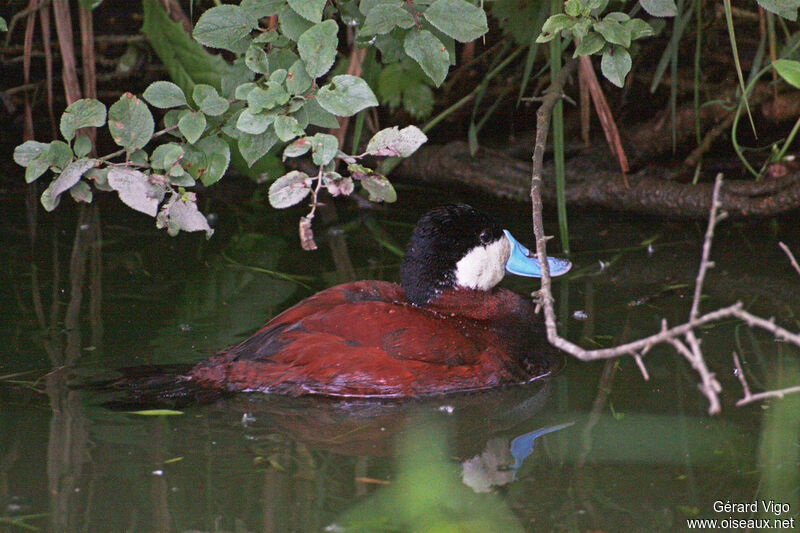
454, 237, 511, 291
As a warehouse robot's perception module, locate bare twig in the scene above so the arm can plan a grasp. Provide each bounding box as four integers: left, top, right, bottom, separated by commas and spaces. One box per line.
528, 67, 800, 414
778, 242, 800, 277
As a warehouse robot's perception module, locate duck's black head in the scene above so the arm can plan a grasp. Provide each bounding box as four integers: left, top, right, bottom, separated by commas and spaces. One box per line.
399, 204, 573, 306
400, 204, 509, 306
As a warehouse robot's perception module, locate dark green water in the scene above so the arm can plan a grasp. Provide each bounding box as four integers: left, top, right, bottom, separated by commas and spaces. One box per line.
1, 180, 799, 532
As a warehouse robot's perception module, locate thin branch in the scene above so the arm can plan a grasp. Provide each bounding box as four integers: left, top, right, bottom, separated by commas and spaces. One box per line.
528, 65, 800, 414
778, 241, 800, 277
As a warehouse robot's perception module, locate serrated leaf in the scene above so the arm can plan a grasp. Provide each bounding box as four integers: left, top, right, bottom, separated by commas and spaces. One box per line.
69, 181, 93, 203
196, 135, 231, 186
536, 14, 576, 43
601, 46, 632, 88
574, 31, 606, 56
193, 5, 257, 53
73, 134, 92, 157
151, 143, 184, 171
143, 81, 187, 108
268, 170, 312, 208
278, 4, 313, 41
238, 127, 279, 167
593, 20, 631, 47
304, 98, 340, 127
423, 0, 488, 43
361, 4, 413, 35
283, 138, 312, 160
60, 98, 107, 141
757, 0, 799, 20
193, 84, 229, 116
178, 110, 207, 144
108, 167, 166, 216
14, 140, 50, 168
109, 93, 155, 152
365, 126, 427, 157
287, 0, 326, 23
565, 0, 583, 17
361, 174, 397, 202
639, 0, 677, 17
404, 29, 450, 87
626, 18, 655, 40
287, 60, 312, 94
274, 115, 304, 141
316, 75, 379, 117
297, 20, 339, 79
773, 59, 800, 88
309, 133, 339, 165
157, 193, 214, 238
245, 44, 270, 74
237, 109, 274, 134
40, 159, 96, 212
241, 0, 284, 19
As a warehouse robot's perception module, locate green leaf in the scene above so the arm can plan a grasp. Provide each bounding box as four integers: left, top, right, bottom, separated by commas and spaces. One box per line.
309, 133, 339, 165
360, 0, 403, 15
365, 126, 427, 157
757, 0, 799, 20
304, 98, 340, 127
361, 174, 397, 202
178, 109, 207, 144
128, 409, 184, 416
195, 135, 231, 186
241, 0, 285, 19
536, 14, 576, 43
60, 98, 107, 141
282, 137, 312, 160
287, 60, 312, 94
287, 0, 326, 23
278, 4, 313, 41
593, 20, 631, 48
274, 115, 304, 141
237, 109, 275, 134
151, 143, 184, 171
40, 159, 96, 212
69, 180, 93, 203
193, 5, 257, 54
192, 84, 229, 116
108, 167, 166, 216
297, 20, 339, 79
248, 82, 290, 112
49, 141, 74, 170
0, 17, 7, 32
316, 75, 379, 117
404, 30, 450, 87
574, 31, 606, 56
604, 12, 631, 22
565, 0, 583, 17
238, 127, 279, 167
157, 193, 214, 238
601, 46, 632, 88
626, 18, 655, 40
143, 81, 188, 108
773, 59, 800, 88
142, 0, 234, 94
639, 0, 678, 17
245, 44, 270, 74
73, 134, 92, 157
423, 0, 488, 43
361, 4, 413, 35
109, 93, 155, 152
14, 140, 50, 168
402, 82, 434, 119
268, 170, 312, 208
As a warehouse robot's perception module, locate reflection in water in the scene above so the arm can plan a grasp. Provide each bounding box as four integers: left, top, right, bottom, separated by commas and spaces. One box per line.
2, 194, 800, 531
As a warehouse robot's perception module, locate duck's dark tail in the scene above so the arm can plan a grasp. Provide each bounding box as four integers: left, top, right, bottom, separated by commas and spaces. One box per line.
80, 365, 227, 409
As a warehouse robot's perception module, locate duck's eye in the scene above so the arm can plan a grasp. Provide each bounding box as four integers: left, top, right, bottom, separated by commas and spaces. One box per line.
479, 230, 492, 245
